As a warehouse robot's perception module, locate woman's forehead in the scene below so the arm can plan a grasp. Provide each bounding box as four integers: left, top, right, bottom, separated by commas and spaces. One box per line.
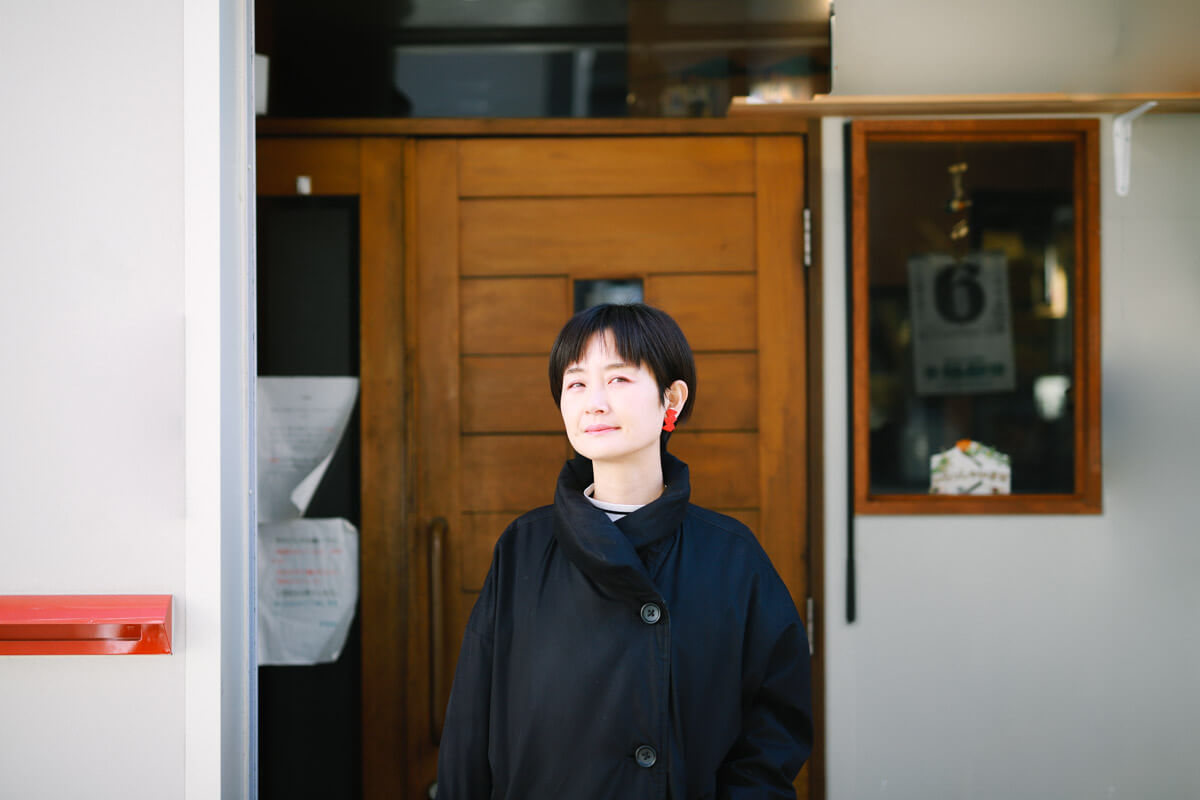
567, 331, 639, 370
582, 330, 617, 358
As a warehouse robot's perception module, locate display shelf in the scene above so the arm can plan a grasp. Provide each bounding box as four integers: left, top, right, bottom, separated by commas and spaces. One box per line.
728, 91, 1200, 117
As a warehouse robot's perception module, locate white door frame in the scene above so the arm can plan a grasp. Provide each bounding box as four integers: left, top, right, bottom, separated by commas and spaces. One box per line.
183, 0, 256, 797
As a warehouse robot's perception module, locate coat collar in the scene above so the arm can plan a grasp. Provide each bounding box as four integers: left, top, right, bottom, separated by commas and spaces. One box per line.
553, 450, 691, 598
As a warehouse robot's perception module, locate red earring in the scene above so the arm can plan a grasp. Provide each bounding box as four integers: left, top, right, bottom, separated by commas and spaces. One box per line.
662, 408, 678, 432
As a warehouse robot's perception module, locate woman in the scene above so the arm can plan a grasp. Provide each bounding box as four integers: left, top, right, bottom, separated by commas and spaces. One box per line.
437, 303, 812, 799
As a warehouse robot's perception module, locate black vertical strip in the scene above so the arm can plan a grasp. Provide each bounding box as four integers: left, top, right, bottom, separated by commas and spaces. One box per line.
843, 121, 857, 624
257, 196, 363, 800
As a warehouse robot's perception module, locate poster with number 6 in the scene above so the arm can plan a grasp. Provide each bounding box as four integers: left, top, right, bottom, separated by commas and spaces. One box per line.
908, 251, 1016, 396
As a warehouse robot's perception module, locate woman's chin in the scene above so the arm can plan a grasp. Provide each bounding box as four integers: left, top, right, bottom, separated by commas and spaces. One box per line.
569, 437, 620, 462
570, 437, 658, 466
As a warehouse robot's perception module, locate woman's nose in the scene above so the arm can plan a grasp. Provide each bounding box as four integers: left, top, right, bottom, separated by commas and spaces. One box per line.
585, 386, 609, 412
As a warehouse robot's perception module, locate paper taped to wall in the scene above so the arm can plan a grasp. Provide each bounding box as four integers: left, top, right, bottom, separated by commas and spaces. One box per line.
257, 376, 359, 522
257, 518, 359, 665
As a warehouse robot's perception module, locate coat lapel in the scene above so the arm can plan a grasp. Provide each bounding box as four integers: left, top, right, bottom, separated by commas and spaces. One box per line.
552, 452, 691, 598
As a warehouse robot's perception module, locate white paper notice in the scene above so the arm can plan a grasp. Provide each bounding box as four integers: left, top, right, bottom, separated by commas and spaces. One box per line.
257, 377, 359, 522
258, 518, 359, 665
908, 252, 1016, 396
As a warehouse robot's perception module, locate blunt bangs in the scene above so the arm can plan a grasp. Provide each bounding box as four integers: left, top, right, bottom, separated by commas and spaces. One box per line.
548, 303, 696, 425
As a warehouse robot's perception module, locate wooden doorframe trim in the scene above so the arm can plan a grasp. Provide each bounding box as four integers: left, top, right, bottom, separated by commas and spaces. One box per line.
406, 139, 464, 800
258, 117, 811, 138
803, 124, 828, 800
754, 136, 821, 800
358, 138, 413, 799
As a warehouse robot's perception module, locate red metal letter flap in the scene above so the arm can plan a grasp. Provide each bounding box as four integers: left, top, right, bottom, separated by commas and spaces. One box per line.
0, 595, 173, 655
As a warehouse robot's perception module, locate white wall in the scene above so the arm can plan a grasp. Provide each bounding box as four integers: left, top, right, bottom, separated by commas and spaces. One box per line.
832, 0, 1200, 95
823, 111, 1200, 800
0, 2, 249, 798
822, 5, 1200, 798
0, 3, 185, 797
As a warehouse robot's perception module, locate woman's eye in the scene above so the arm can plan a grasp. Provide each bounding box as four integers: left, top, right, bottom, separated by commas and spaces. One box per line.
566, 381, 584, 390
609, 376, 629, 384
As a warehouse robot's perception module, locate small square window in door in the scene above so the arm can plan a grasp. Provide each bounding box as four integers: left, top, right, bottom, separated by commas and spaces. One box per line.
574, 279, 643, 312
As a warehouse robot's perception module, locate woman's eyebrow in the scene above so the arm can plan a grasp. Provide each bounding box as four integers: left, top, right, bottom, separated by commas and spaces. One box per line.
564, 361, 631, 375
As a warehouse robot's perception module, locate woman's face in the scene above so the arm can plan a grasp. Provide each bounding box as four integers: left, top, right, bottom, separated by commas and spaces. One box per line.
559, 331, 670, 468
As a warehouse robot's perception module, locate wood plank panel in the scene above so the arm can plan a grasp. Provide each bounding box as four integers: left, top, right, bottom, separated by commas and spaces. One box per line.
461, 278, 569, 354
458, 137, 756, 197
754, 136, 808, 638
391, 132, 821, 800
459, 512, 515, 592
408, 139, 460, 799
461, 435, 566, 512
755, 137, 808, 611
462, 356, 562, 433
646, 273, 757, 351
460, 196, 756, 276
359, 138, 409, 800
668, 432, 759, 509
257, 138, 360, 196
687, 353, 758, 431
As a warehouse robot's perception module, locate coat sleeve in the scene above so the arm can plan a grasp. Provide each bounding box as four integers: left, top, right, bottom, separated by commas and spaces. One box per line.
716, 582, 814, 799
435, 554, 498, 800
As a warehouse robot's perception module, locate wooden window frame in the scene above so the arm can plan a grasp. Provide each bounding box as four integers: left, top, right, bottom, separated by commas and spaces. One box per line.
851, 118, 1102, 515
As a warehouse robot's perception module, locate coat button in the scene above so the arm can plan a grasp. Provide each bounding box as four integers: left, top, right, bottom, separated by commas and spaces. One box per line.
639, 602, 661, 624
635, 745, 657, 768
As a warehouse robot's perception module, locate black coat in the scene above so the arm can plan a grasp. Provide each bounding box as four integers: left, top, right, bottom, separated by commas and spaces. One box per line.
437, 452, 813, 799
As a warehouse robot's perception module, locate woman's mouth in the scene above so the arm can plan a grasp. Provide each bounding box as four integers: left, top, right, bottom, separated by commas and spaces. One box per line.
584, 425, 618, 434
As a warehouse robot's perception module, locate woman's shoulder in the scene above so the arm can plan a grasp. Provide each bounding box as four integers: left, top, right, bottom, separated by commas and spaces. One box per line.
682, 505, 779, 570
682, 504, 756, 539
682, 505, 801, 620
508, 504, 555, 529
493, 505, 557, 550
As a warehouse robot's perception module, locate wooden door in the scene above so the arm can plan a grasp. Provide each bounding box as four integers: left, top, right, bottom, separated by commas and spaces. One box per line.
404, 134, 810, 798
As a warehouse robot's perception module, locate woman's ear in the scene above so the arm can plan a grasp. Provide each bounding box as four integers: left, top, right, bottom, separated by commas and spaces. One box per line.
664, 380, 689, 414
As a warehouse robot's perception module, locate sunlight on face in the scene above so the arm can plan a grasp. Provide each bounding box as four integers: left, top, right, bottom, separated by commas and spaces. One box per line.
559, 331, 667, 468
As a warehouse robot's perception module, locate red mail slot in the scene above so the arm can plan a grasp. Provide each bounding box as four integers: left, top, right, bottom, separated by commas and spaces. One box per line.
0, 595, 172, 655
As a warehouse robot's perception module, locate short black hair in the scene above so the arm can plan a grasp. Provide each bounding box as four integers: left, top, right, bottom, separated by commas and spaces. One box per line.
548, 303, 696, 426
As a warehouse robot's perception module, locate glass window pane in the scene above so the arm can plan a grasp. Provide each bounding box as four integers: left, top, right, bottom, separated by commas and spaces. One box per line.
865, 140, 1076, 496
574, 278, 644, 311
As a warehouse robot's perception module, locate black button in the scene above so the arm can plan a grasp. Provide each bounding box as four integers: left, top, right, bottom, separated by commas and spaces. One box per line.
635, 745, 657, 768
640, 602, 662, 624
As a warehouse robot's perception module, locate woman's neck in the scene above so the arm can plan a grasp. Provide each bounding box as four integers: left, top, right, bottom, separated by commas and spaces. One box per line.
591, 454, 664, 506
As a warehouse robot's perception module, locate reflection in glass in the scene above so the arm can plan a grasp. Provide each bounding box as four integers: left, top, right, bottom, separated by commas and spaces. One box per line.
866, 140, 1076, 495
258, 0, 831, 118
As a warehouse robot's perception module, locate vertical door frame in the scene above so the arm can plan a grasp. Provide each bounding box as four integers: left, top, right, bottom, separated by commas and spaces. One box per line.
358, 138, 414, 799
187, 0, 255, 796
754, 136, 810, 612
803, 124, 829, 800
754, 136, 817, 799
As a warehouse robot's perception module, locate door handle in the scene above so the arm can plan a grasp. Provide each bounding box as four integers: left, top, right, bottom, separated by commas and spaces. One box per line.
429, 516, 447, 747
